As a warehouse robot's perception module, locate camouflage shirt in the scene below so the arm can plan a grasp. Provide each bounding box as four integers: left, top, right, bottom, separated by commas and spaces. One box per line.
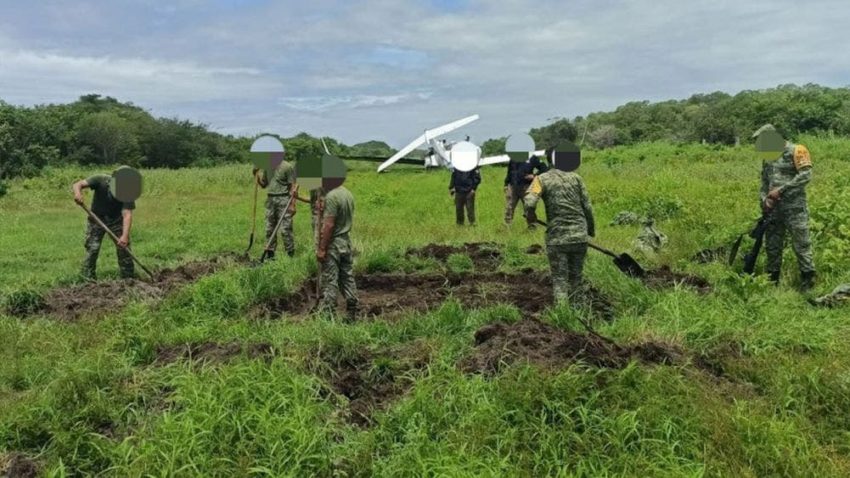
324, 186, 354, 241
259, 161, 295, 195
761, 142, 812, 209
524, 170, 595, 245
86, 174, 135, 221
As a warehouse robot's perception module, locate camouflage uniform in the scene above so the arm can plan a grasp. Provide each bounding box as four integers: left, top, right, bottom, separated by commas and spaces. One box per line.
319, 186, 358, 320
310, 188, 324, 247
258, 162, 296, 257
81, 174, 135, 280
759, 137, 815, 286
524, 170, 595, 302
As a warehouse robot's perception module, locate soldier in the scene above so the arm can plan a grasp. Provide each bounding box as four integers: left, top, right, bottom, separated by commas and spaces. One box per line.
755, 124, 815, 290
317, 185, 358, 321
449, 166, 481, 225
505, 154, 549, 227
255, 161, 297, 259
72, 167, 136, 280
524, 167, 595, 302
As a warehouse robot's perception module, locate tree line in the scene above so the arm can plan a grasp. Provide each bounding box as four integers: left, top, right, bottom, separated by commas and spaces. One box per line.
3, 84, 850, 180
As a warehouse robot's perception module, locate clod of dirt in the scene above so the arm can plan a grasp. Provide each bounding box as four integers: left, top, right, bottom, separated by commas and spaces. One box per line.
459, 318, 683, 375
406, 242, 502, 268
0, 452, 39, 478
154, 342, 274, 366
642, 266, 712, 294
691, 246, 728, 264
525, 244, 544, 254
14, 254, 246, 321
312, 341, 433, 426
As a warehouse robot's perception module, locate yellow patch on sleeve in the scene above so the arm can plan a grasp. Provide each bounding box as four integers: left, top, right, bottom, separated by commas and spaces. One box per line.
529, 176, 543, 196
794, 145, 812, 169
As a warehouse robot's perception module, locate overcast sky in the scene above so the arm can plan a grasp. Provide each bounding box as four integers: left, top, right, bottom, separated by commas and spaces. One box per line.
1, 0, 848, 147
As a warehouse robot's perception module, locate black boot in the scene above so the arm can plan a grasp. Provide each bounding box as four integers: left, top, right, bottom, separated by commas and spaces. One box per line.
287, 249, 295, 258
266, 250, 276, 261
345, 300, 358, 323
768, 271, 780, 285
800, 271, 816, 292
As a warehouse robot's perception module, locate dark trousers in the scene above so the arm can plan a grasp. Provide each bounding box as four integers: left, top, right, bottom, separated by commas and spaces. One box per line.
454, 191, 476, 225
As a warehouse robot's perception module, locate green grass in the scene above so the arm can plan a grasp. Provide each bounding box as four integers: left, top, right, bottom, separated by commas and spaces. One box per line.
2, 137, 850, 476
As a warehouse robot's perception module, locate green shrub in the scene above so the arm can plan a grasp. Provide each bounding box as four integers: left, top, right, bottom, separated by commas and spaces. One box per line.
3, 289, 46, 316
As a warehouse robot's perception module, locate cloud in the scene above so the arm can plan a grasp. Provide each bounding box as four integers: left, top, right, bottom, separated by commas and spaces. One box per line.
278, 91, 432, 111
1, 0, 848, 146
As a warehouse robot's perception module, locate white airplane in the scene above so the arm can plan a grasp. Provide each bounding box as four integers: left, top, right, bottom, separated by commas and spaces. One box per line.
377, 115, 543, 173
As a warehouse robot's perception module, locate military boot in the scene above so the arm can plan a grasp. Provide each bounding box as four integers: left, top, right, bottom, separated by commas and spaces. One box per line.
800, 271, 816, 292
768, 271, 780, 285
345, 299, 358, 323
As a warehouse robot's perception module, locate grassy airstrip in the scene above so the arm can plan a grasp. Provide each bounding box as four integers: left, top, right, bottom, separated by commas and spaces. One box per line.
2, 138, 850, 476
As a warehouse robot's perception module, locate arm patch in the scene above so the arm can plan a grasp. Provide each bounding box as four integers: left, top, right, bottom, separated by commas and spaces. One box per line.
794, 145, 812, 169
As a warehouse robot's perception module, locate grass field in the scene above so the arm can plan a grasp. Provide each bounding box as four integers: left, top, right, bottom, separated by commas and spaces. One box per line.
2, 138, 850, 476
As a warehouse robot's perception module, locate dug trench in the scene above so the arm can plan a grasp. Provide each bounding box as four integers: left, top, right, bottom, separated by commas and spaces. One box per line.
254, 270, 618, 322
5, 254, 248, 321
309, 340, 434, 427
459, 318, 731, 378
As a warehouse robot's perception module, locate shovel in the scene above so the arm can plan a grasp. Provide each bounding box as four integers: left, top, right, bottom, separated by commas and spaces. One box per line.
243, 181, 259, 256
76, 202, 155, 280
531, 218, 646, 278
587, 242, 646, 278
259, 194, 295, 263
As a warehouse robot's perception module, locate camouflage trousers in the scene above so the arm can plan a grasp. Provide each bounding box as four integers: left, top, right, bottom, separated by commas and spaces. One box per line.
265, 195, 295, 255
319, 238, 358, 318
546, 243, 587, 303
765, 206, 815, 275
504, 185, 533, 226
454, 191, 476, 225
81, 218, 134, 280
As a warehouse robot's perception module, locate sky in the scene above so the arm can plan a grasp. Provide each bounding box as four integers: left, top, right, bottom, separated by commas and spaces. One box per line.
1, 0, 848, 147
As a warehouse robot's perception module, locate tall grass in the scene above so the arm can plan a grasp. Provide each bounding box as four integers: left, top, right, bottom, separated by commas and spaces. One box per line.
2, 139, 850, 475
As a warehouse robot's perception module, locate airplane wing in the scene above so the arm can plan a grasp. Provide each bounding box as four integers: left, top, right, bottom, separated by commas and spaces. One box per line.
377, 114, 480, 172
478, 154, 510, 166
341, 155, 422, 165
478, 150, 548, 167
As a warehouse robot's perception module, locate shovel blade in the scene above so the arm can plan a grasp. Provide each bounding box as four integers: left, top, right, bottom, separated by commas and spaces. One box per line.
614, 253, 646, 278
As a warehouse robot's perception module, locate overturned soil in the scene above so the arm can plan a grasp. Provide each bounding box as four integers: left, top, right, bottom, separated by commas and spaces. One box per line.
0, 452, 39, 478
406, 242, 502, 268
311, 341, 433, 426
459, 318, 685, 375
154, 341, 274, 366
642, 266, 712, 294
13, 254, 247, 321
256, 270, 617, 322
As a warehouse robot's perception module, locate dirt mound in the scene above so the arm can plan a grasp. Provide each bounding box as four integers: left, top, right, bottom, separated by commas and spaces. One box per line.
460, 318, 683, 375
14, 254, 246, 321
312, 341, 433, 426
154, 342, 274, 365
691, 246, 728, 264
0, 452, 39, 478
642, 266, 712, 294
406, 242, 502, 268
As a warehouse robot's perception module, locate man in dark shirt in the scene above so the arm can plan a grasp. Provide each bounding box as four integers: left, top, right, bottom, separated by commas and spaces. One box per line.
72, 167, 136, 280
505, 155, 549, 227
449, 167, 481, 225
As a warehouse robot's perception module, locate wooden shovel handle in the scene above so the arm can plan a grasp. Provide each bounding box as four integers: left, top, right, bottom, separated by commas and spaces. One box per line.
77, 202, 154, 279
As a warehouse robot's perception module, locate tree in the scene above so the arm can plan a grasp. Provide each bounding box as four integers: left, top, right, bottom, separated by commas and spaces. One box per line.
530, 118, 578, 149
481, 137, 506, 156
76, 111, 139, 164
